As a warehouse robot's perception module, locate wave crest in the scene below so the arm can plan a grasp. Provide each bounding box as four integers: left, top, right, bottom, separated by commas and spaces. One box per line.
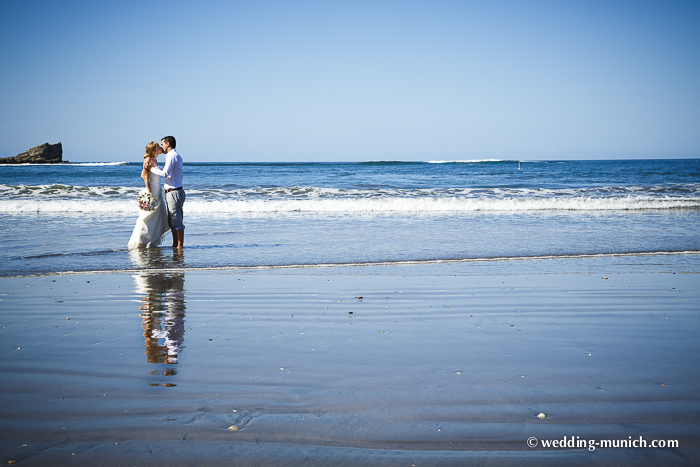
2, 183, 699, 213
1, 195, 698, 214
425, 159, 507, 163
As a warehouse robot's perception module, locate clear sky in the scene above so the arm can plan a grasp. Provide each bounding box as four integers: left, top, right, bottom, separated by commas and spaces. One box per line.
1, 0, 698, 162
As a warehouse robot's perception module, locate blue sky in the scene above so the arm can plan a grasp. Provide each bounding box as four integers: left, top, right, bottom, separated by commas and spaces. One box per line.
1, 0, 698, 162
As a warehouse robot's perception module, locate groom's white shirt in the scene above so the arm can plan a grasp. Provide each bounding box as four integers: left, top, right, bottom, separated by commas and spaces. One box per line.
151, 149, 183, 190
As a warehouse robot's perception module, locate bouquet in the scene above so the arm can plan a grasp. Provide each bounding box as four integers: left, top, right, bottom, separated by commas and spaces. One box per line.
138, 192, 157, 211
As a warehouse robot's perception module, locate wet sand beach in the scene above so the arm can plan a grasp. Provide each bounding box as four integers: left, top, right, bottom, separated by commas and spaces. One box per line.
1, 257, 699, 466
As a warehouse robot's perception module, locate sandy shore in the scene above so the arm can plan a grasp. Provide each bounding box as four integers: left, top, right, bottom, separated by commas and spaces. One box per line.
1, 257, 699, 466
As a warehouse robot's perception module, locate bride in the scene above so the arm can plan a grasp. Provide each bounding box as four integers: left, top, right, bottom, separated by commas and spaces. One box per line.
128, 142, 170, 248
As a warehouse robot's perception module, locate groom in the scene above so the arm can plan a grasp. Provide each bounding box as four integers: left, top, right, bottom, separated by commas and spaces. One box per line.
148, 136, 185, 249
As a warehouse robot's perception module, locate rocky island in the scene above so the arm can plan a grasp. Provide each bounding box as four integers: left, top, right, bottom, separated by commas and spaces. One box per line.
0, 142, 66, 164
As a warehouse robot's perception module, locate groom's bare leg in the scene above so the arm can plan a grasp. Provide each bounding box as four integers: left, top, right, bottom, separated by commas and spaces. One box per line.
175, 230, 184, 249
167, 189, 186, 249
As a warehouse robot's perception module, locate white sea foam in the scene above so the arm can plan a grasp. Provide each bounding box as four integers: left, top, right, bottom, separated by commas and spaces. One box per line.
71, 162, 129, 166
425, 159, 507, 163
1, 195, 698, 214
0, 162, 128, 166
184, 197, 700, 213
0, 163, 69, 167
2, 183, 699, 213
6, 183, 698, 198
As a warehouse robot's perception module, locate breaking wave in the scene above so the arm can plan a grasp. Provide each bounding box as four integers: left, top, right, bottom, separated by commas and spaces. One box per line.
1, 183, 699, 214
425, 159, 507, 163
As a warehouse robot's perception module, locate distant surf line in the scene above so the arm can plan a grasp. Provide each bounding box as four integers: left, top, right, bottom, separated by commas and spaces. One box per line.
0, 162, 128, 166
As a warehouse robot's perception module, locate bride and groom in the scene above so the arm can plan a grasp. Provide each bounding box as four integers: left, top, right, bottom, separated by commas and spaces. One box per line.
127, 136, 186, 250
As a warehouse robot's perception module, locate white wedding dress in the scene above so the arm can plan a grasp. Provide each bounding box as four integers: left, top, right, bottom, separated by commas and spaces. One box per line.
128, 171, 170, 248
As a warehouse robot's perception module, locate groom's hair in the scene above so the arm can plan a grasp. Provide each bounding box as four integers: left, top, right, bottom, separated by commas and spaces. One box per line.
162, 136, 176, 149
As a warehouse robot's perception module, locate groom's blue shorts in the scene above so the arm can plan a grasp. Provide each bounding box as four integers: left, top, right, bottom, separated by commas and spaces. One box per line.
166, 188, 186, 231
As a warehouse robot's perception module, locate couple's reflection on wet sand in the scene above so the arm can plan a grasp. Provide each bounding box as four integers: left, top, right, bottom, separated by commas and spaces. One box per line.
129, 246, 185, 270
130, 248, 186, 387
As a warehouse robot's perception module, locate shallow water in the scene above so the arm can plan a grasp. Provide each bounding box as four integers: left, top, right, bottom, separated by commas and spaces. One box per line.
1, 208, 699, 277
1, 159, 698, 276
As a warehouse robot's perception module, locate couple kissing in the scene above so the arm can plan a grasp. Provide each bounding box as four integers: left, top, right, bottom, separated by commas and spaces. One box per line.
127, 136, 185, 250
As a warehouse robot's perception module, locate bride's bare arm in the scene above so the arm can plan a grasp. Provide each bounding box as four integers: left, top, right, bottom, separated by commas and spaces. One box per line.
141, 159, 153, 195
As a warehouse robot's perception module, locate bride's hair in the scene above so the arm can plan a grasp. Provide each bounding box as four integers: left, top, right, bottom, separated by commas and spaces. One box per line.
144, 142, 159, 159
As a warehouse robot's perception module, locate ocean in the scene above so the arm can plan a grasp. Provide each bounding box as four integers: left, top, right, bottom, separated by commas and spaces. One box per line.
1, 158, 699, 277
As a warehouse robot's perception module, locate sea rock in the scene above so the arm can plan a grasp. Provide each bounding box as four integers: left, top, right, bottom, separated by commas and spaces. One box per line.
0, 142, 66, 164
